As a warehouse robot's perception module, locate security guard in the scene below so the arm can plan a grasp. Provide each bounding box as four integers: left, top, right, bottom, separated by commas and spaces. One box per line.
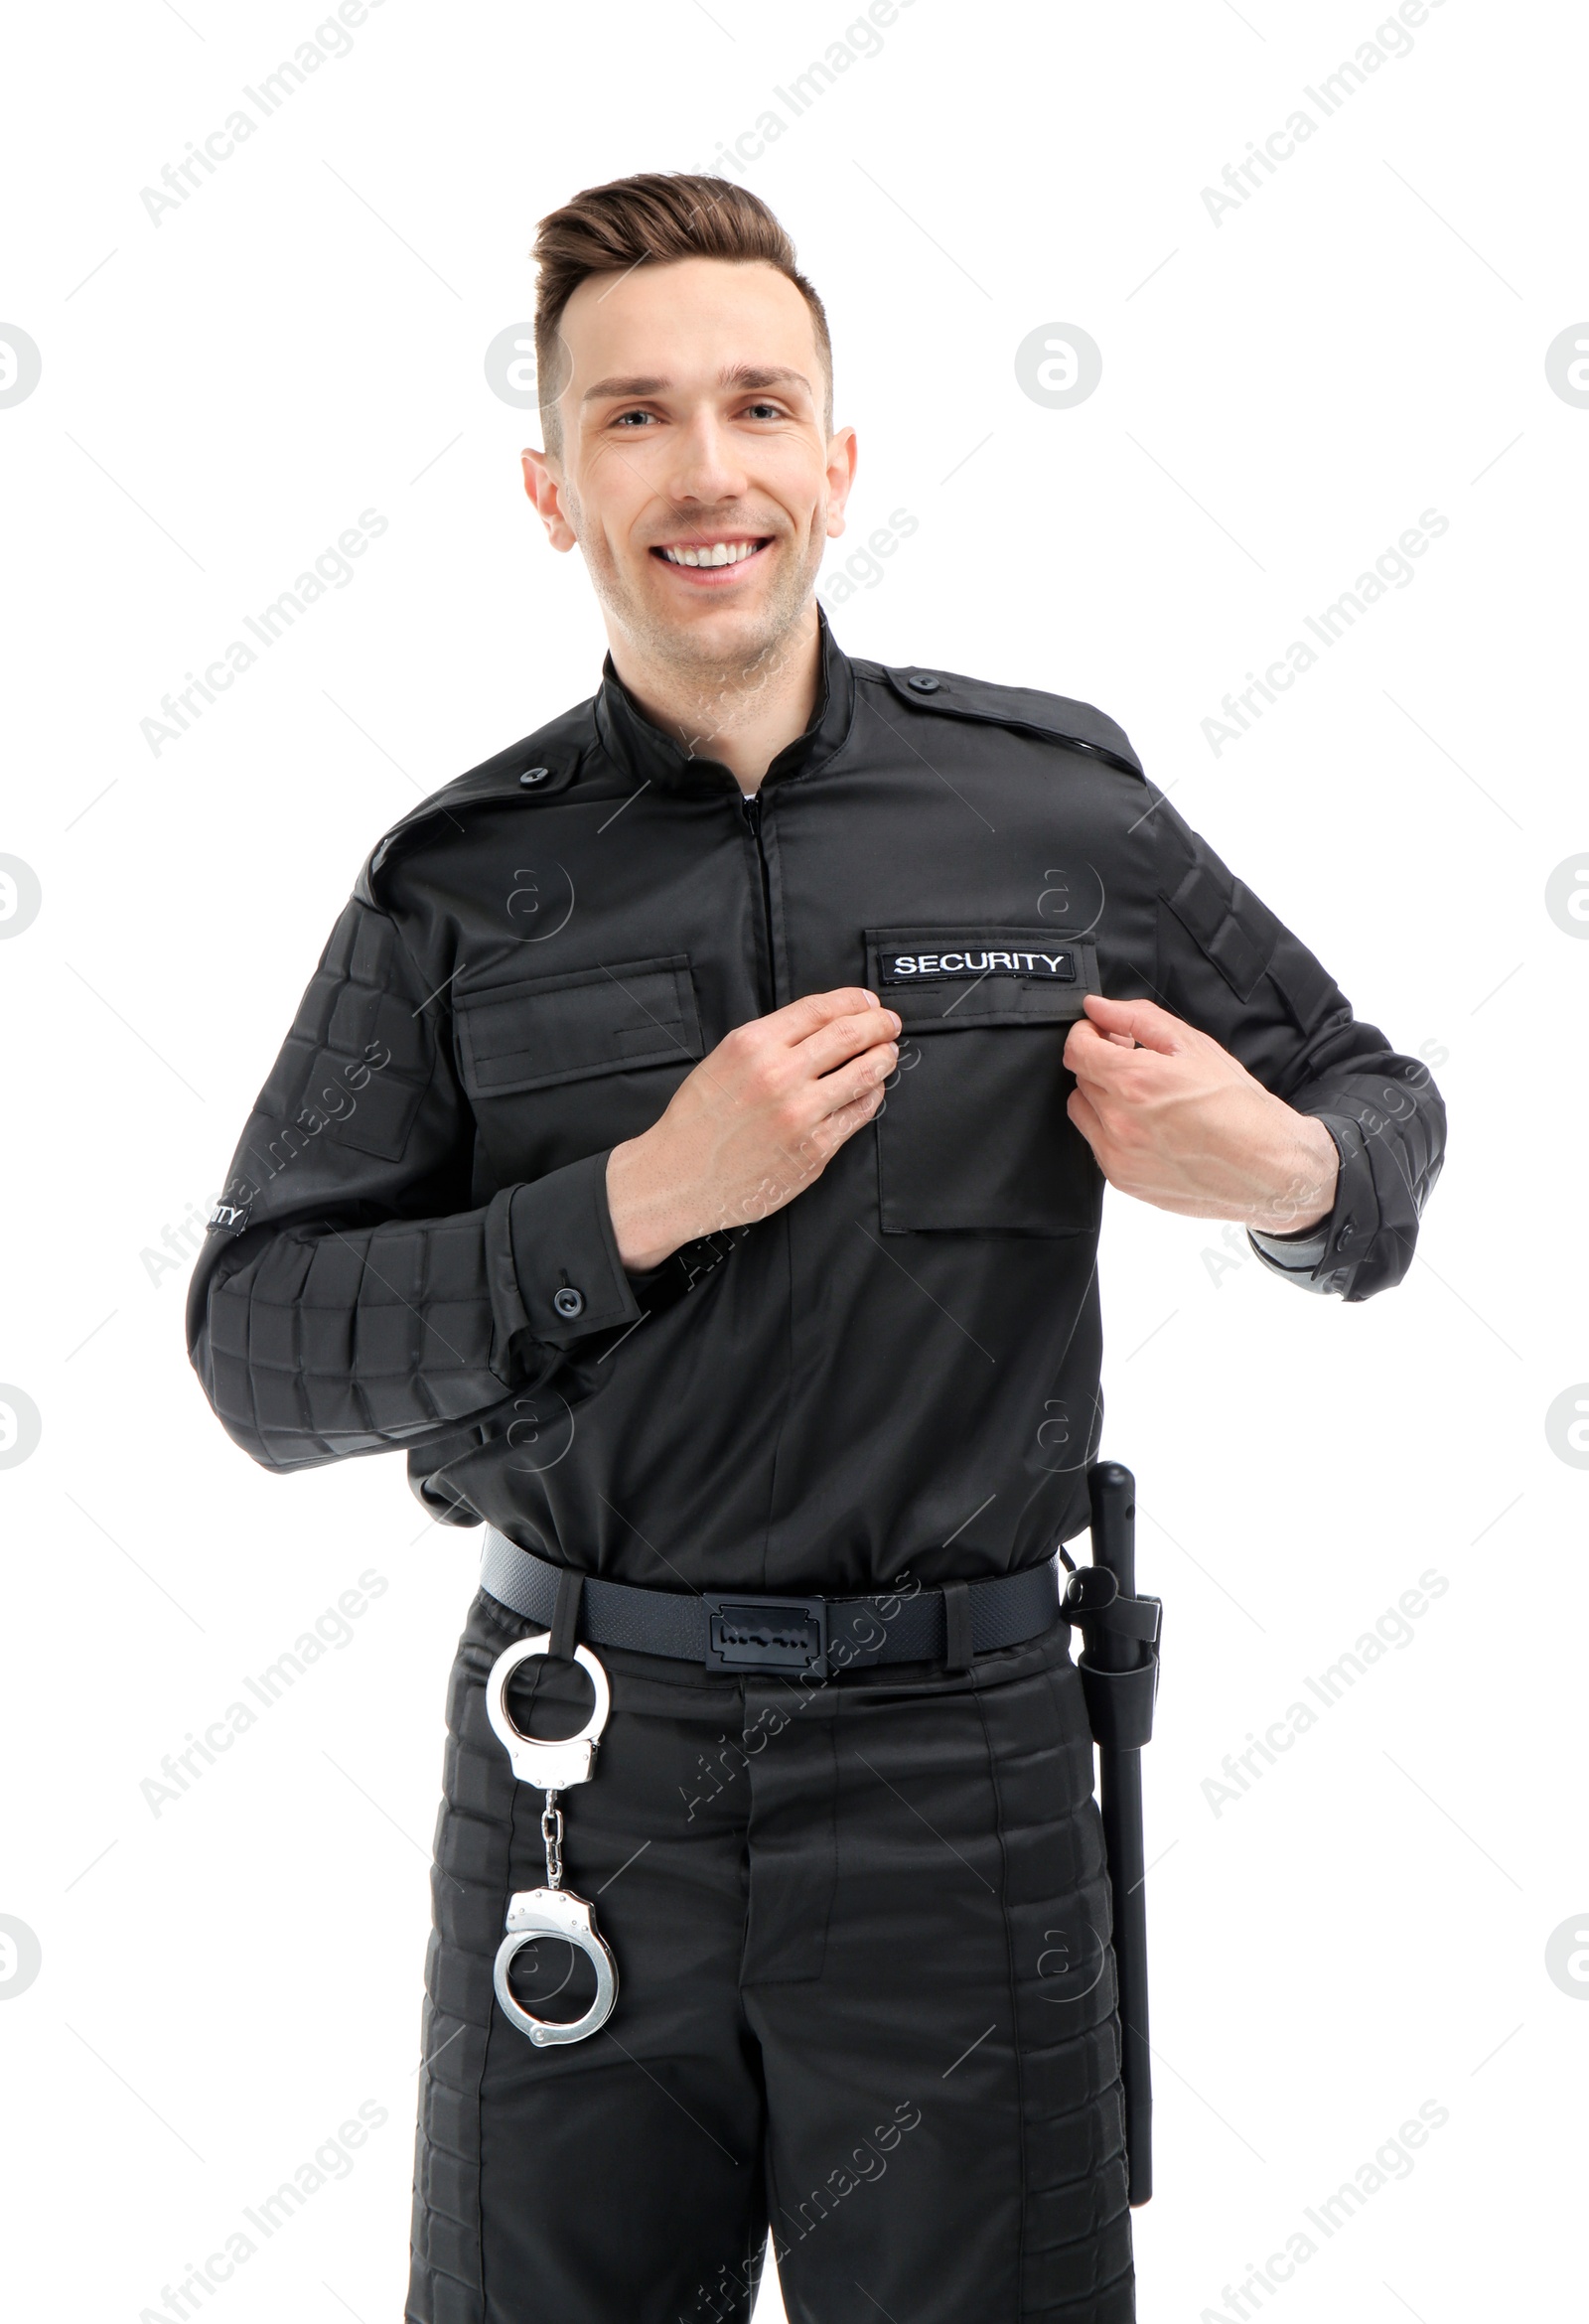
188, 174, 1445, 2324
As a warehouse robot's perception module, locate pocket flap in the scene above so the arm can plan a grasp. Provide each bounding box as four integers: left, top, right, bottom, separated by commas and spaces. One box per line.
455, 955, 703, 1095
864, 926, 1100, 1029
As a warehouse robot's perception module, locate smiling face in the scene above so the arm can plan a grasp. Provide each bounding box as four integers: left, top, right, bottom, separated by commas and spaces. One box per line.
523, 257, 856, 682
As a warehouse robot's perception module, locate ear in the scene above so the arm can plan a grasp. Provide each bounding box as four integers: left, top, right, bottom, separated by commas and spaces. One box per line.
522, 448, 578, 553
824, 425, 859, 541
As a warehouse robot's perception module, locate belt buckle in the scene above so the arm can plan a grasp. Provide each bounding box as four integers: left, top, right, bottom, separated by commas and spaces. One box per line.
701, 1592, 828, 1677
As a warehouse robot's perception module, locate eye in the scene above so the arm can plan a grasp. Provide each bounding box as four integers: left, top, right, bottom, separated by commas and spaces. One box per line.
743, 401, 786, 420
611, 408, 657, 429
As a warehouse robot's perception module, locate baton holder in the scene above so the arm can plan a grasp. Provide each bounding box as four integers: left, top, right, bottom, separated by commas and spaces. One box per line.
1072, 1462, 1161, 2207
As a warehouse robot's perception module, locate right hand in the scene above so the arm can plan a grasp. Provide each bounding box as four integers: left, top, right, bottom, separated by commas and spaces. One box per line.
605, 987, 902, 1271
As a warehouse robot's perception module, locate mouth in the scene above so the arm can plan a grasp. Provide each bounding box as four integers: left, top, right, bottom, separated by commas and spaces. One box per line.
649, 535, 775, 587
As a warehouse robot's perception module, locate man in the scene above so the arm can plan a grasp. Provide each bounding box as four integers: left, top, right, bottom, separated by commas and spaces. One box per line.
188, 173, 1445, 2324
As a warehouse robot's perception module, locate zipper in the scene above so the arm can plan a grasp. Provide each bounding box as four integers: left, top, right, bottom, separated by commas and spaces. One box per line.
741, 789, 779, 1005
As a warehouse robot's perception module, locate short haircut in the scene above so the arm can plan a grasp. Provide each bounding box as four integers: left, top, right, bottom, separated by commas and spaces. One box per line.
531, 172, 833, 459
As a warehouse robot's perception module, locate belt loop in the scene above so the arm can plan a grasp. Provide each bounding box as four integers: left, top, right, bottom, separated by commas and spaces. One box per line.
548, 1567, 584, 1664
941, 1581, 973, 1672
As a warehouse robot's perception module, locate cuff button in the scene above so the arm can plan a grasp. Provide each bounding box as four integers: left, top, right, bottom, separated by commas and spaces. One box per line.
552, 1285, 586, 1319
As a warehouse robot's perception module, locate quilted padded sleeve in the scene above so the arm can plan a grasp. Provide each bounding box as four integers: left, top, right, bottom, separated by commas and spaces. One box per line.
186, 897, 641, 1472
1147, 792, 1446, 1302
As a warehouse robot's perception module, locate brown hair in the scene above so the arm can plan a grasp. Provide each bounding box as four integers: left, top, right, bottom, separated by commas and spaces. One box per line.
531, 172, 832, 459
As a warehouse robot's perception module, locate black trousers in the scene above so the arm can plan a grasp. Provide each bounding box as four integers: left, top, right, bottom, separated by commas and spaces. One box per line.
405, 1585, 1135, 2324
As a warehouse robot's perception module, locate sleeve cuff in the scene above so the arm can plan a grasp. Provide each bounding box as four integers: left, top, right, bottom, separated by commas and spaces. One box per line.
1246, 1116, 1374, 1295
1248, 1218, 1332, 1267
485, 1150, 644, 1363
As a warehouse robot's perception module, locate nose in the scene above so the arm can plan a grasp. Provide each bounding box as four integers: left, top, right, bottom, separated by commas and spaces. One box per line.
665, 407, 751, 508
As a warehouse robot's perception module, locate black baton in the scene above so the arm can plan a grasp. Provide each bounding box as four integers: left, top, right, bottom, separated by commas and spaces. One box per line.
1072, 1459, 1162, 2207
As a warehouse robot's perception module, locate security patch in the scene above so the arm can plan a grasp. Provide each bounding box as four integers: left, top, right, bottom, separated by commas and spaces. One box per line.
879, 944, 1078, 984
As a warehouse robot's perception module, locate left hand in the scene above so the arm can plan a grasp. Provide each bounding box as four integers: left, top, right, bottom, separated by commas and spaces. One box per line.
1063, 993, 1339, 1232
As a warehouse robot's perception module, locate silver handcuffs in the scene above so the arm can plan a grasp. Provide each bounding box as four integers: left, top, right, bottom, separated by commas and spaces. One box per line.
485, 1633, 620, 2046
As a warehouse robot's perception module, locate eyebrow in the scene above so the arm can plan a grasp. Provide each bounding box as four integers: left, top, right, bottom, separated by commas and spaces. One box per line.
580, 363, 813, 405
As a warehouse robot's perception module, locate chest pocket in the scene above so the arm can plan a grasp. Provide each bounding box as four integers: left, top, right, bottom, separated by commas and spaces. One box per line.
454, 954, 704, 1181
865, 925, 1103, 1235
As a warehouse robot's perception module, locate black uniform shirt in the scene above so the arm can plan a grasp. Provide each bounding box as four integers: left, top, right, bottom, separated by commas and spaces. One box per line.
188, 609, 1445, 1593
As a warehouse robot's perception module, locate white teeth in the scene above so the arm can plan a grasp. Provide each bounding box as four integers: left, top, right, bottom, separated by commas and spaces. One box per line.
660, 540, 763, 567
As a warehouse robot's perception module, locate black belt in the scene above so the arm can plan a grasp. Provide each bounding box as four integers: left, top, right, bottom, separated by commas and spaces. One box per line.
479, 1526, 1066, 1678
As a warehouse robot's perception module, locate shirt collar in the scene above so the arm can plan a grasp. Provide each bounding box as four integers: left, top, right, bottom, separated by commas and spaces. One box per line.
593, 601, 856, 796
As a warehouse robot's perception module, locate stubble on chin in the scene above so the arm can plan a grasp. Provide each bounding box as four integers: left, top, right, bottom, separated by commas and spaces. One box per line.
568, 492, 826, 752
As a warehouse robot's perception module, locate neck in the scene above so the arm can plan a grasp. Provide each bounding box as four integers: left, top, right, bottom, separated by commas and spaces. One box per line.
604, 605, 822, 795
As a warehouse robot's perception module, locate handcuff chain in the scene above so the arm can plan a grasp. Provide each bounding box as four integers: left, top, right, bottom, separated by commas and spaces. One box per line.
540, 1790, 564, 1890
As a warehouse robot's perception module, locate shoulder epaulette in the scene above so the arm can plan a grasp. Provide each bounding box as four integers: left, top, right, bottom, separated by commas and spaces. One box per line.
866, 659, 1144, 780
357, 698, 593, 903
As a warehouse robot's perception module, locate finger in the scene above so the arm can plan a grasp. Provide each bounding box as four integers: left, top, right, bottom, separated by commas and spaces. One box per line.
1063, 1015, 1137, 1085
773, 987, 884, 1046
814, 1082, 889, 1153
783, 1078, 885, 1176
808, 1038, 899, 1117
794, 1006, 903, 1079
1080, 991, 1188, 1056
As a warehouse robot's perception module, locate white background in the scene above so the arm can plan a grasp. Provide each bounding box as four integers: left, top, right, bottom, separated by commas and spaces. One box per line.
1, 2, 1583, 2318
